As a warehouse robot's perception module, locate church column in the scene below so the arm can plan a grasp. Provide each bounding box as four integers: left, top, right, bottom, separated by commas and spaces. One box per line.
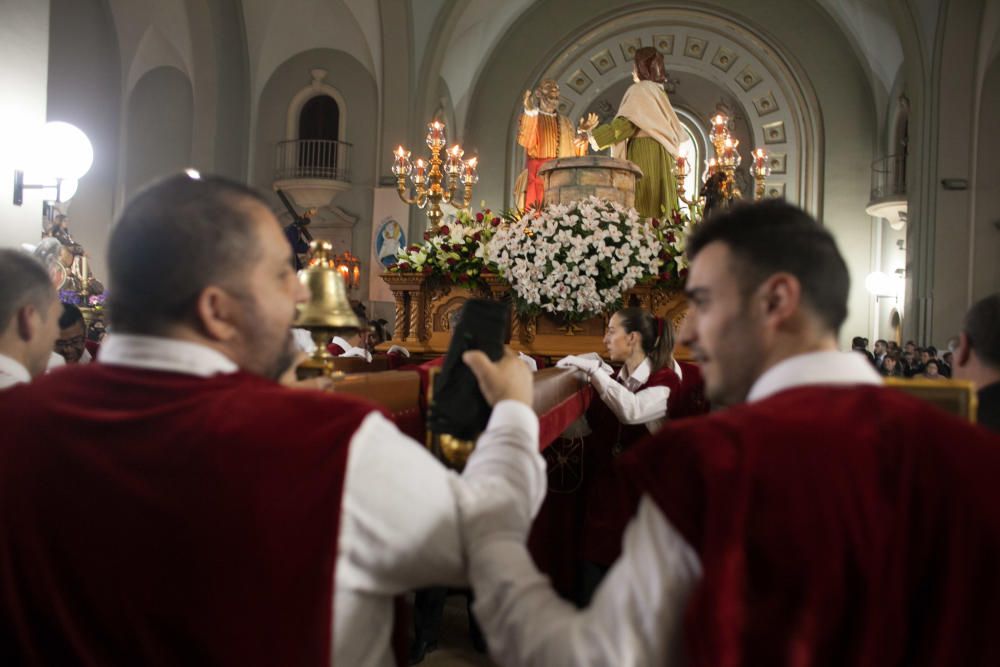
0, 0, 51, 249
901, 0, 991, 345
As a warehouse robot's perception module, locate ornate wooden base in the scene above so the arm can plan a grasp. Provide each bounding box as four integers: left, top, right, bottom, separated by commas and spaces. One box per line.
380, 272, 689, 359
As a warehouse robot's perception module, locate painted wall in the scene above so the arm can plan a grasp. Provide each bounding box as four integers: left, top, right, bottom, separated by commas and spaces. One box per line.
0, 0, 50, 250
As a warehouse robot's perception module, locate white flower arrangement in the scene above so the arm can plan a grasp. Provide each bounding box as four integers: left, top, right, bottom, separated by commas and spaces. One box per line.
487, 196, 666, 321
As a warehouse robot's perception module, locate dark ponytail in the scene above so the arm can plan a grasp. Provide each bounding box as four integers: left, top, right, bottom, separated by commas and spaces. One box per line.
616, 307, 675, 373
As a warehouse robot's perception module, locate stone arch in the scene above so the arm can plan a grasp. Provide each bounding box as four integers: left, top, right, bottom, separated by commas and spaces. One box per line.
285, 69, 348, 143
501, 6, 823, 215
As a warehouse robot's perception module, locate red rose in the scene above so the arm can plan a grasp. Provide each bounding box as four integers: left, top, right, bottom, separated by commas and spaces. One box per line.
671, 211, 682, 225
423, 231, 432, 241
446, 257, 458, 266
440, 243, 451, 252
659, 250, 669, 260
422, 267, 433, 275
475, 212, 484, 222
666, 232, 676, 243
439, 225, 450, 235
660, 272, 671, 281
397, 262, 410, 271
492, 216, 501, 226
472, 231, 482, 242
651, 218, 660, 228
408, 244, 420, 252
679, 268, 689, 279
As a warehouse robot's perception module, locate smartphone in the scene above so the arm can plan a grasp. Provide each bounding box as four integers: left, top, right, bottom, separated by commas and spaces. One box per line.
428, 299, 511, 440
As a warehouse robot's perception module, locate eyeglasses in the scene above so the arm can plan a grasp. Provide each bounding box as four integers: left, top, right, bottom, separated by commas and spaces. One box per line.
55, 336, 85, 349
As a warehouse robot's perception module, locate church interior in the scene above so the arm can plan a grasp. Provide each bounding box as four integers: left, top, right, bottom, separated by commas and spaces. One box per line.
2, 1, 1000, 665
1, 0, 997, 347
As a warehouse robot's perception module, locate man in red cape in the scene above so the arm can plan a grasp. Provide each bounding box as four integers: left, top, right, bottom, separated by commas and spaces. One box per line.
461, 199, 1000, 665
0, 174, 544, 666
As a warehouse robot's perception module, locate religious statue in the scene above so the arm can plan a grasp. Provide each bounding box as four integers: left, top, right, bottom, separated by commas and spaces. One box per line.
581, 47, 684, 219
515, 79, 596, 210
36, 208, 104, 296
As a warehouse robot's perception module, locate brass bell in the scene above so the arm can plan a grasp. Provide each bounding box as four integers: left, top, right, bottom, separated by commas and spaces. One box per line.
297, 241, 361, 361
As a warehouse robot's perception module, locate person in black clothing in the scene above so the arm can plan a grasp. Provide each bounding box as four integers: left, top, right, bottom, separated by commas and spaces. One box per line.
954, 294, 1000, 433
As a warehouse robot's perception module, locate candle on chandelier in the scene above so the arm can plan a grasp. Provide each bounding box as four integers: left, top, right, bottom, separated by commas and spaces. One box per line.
392, 146, 412, 176
426, 121, 445, 147
413, 158, 427, 184
710, 113, 728, 140
461, 157, 479, 184
446, 144, 464, 176
674, 155, 689, 178
706, 157, 718, 175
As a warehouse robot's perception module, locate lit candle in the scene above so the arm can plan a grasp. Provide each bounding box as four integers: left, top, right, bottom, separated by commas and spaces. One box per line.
392, 146, 411, 177
413, 158, 427, 185
446, 144, 464, 176
461, 157, 479, 185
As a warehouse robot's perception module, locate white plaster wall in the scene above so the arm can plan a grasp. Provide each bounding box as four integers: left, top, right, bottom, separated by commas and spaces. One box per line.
0, 0, 51, 250
124, 67, 194, 198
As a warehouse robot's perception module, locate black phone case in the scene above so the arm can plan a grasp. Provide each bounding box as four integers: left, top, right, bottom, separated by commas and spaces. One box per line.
428, 299, 511, 440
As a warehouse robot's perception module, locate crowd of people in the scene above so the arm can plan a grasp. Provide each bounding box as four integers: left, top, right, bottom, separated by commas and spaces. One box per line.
1, 175, 1000, 665
852, 335, 955, 379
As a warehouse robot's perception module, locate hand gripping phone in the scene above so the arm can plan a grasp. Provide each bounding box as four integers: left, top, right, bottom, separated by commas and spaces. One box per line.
428, 299, 511, 441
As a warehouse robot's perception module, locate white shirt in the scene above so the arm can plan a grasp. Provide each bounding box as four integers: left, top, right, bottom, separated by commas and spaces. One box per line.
468, 350, 882, 666
0, 353, 31, 389
330, 335, 372, 362
590, 358, 682, 433
98, 334, 546, 667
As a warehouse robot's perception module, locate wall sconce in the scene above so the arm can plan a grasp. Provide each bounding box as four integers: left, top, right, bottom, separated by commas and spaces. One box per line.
13, 122, 94, 206
865, 271, 897, 300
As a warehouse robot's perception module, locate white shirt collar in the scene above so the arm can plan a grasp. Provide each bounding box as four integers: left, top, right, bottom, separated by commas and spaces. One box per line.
99, 334, 239, 377
331, 336, 372, 362
746, 350, 883, 403
0, 353, 31, 388
617, 358, 683, 390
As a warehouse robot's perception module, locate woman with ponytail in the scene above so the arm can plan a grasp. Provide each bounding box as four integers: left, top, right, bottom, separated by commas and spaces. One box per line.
556, 307, 708, 600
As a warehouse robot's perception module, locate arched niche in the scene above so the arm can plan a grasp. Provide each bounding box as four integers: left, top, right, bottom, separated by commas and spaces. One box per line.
502, 6, 822, 214
124, 66, 194, 198
285, 69, 348, 143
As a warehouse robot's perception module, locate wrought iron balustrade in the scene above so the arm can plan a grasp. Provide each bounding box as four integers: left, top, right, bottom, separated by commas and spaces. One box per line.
870, 154, 906, 201
275, 139, 352, 182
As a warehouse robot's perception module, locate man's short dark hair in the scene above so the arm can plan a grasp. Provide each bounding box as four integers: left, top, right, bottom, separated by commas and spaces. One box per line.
852, 336, 866, 349
58, 303, 85, 330
963, 293, 1000, 369
876, 339, 888, 347
108, 173, 270, 335
687, 199, 850, 334
0, 249, 56, 332
927, 346, 938, 357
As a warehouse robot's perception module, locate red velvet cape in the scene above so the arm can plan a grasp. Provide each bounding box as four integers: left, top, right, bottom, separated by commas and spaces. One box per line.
585, 363, 709, 565
0, 364, 377, 665
623, 385, 1000, 666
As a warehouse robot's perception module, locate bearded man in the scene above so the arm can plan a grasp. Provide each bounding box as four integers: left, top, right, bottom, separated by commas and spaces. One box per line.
0, 173, 544, 666
458, 199, 1000, 666
516, 78, 595, 209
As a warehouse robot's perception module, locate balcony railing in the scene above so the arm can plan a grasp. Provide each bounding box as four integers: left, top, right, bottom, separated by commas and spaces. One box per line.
275, 139, 352, 182
869, 154, 906, 201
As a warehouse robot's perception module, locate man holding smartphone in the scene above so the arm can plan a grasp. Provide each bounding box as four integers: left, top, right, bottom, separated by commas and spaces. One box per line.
0, 173, 545, 666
